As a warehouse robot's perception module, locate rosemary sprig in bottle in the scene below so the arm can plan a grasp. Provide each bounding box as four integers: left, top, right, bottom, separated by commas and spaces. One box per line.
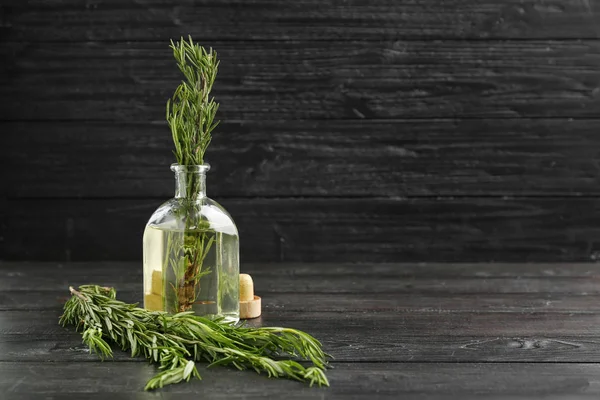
165, 37, 221, 311
167, 36, 219, 169
60, 285, 330, 390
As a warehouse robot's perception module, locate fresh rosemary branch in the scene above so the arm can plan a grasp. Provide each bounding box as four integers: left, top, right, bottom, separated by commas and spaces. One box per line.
167, 36, 220, 166
164, 36, 221, 312
60, 285, 330, 390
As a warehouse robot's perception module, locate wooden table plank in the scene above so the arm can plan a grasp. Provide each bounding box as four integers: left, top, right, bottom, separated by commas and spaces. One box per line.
7, 333, 600, 364
7, 291, 600, 313
5, 263, 600, 296
5, 309, 600, 337
5, 271, 600, 295
2, 262, 600, 396
1, 362, 600, 398
7, 261, 600, 278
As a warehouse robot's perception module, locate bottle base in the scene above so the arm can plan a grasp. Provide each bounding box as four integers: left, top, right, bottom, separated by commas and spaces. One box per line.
221, 316, 240, 324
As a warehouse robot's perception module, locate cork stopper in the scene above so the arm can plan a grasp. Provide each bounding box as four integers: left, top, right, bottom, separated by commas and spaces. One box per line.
239, 273, 261, 319
144, 270, 164, 311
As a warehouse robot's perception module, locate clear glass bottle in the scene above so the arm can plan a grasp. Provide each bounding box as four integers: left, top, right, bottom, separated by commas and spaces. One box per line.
143, 164, 239, 323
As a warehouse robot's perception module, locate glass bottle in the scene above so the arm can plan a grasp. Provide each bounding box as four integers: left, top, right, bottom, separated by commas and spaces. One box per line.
143, 164, 239, 323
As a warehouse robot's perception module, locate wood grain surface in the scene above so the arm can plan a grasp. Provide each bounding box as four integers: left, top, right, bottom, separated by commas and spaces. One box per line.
2, 262, 600, 398
3, 362, 600, 398
5, 119, 600, 198
2, 0, 599, 41
3, 197, 600, 261
2, 0, 600, 262
4, 41, 600, 120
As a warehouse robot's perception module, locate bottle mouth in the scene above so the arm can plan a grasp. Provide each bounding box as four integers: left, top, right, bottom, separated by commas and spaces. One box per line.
170, 163, 211, 173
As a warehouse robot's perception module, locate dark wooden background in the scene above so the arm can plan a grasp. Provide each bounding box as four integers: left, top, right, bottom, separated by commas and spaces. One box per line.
2, 0, 600, 262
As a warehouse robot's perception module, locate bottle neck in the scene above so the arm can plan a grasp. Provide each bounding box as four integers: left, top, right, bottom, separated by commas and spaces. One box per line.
171, 164, 210, 200
175, 172, 206, 199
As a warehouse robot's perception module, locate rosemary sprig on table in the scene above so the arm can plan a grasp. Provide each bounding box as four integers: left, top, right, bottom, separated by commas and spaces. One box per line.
167, 36, 220, 167
60, 285, 330, 390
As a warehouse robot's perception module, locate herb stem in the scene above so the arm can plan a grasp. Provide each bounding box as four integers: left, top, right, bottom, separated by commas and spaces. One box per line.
61, 285, 330, 390
167, 36, 219, 168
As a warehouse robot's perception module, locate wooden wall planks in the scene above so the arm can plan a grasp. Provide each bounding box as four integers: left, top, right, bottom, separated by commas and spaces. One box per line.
4, 41, 600, 120
2, 0, 600, 41
3, 198, 600, 262
2, 0, 600, 262
4, 119, 600, 198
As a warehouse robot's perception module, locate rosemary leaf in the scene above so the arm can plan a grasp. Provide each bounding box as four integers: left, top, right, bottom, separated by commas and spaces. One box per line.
60, 285, 330, 390
167, 36, 220, 167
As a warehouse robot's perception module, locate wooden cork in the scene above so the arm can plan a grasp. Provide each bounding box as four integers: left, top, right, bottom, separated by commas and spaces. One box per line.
239, 273, 261, 319
144, 270, 164, 311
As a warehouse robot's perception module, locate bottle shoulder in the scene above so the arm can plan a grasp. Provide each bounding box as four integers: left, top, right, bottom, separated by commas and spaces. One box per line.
146, 197, 238, 236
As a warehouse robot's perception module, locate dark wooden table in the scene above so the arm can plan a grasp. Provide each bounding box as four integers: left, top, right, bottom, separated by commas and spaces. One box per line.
2, 262, 600, 399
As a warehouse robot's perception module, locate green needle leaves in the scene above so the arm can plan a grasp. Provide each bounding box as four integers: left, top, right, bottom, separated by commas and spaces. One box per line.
167, 36, 220, 166
60, 285, 330, 390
